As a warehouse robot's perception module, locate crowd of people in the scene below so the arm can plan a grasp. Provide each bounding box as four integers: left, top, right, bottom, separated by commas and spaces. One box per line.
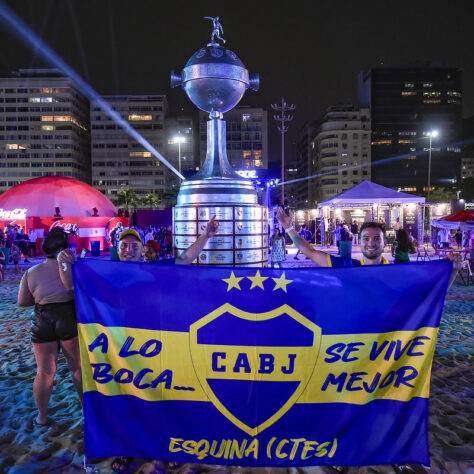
0, 225, 38, 278
2, 217, 472, 280
432, 226, 473, 249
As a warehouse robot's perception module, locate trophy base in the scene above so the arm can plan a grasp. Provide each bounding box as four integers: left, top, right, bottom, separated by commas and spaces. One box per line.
174, 196, 268, 267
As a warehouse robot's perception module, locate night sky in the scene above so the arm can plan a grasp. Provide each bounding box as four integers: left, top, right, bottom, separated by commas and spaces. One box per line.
0, 0, 473, 164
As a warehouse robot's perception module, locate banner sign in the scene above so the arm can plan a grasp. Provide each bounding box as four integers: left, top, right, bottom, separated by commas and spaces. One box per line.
73, 260, 451, 466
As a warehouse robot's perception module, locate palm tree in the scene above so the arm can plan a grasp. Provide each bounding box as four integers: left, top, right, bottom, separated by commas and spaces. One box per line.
429, 186, 456, 203
116, 187, 140, 215
158, 189, 179, 208
142, 193, 159, 209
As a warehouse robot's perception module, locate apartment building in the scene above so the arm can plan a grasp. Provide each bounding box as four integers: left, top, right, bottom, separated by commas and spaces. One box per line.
311, 104, 371, 203
0, 69, 90, 193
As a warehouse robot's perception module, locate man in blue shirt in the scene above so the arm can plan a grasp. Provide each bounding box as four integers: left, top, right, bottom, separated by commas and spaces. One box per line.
277, 208, 461, 287
277, 207, 388, 267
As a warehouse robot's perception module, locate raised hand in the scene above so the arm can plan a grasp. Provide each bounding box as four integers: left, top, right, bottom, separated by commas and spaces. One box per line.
276, 207, 292, 230
206, 215, 219, 237
57, 248, 76, 266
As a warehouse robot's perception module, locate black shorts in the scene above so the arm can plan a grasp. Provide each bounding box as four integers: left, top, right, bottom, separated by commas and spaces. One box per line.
31, 301, 78, 344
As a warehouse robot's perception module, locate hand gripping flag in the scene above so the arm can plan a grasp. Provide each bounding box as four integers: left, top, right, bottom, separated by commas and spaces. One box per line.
73, 259, 451, 467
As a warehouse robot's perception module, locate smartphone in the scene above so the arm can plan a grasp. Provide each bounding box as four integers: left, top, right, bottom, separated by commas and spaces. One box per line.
80, 248, 87, 259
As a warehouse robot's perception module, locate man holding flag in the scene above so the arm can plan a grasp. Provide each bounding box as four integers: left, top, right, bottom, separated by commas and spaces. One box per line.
57, 217, 219, 472
276, 207, 461, 285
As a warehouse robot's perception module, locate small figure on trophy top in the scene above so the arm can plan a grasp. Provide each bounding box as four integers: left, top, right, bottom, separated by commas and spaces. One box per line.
204, 16, 226, 45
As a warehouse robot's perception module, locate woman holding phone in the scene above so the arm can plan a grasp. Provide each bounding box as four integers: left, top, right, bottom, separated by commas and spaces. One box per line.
18, 228, 82, 426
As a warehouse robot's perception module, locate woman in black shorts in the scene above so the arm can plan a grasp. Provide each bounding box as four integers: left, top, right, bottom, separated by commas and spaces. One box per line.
18, 228, 82, 426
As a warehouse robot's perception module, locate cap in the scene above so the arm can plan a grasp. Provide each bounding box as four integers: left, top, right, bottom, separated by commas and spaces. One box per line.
119, 228, 142, 243
146, 240, 160, 252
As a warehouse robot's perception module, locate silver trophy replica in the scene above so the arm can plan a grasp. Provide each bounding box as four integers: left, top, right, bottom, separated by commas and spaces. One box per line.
171, 17, 268, 267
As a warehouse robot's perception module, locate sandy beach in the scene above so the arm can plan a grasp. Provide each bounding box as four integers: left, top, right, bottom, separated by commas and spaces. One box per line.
0, 257, 472, 473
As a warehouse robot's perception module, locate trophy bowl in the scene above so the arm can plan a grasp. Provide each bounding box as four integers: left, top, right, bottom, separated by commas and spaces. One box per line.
171, 44, 258, 115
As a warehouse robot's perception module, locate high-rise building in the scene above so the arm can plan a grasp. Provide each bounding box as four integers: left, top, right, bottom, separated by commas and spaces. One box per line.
311, 104, 371, 203
0, 69, 90, 193
91, 95, 172, 199
461, 116, 474, 182
461, 156, 474, 180
199, 106, 268, 170
358, 65, 462, 193
286, 121, 318, 208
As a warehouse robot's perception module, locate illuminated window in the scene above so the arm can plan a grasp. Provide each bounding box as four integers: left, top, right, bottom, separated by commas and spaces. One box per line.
447, 91, 461, 97
398, 187, 417, 192
423, 82, 433, 88
423, 91, 441, 97
371, 139, 391, 145
242, 114, 251, 122
423, 99, 441, 104
254, 160, 263, 168
447, 99, 461, 104
42, 125, 54, 131
242, 151, 251, 159
29, 97, 41, 103
6, 143, 18, 149
42, 88, 53, 93
253, 150, 262, 161
404, 83, 414, 88
401, 91, 417, 96
41, 116, 53, 122
128, 114, 152, 121
398, 139, 416, 144
129, 151, 152, 157
407, 155, 417, 160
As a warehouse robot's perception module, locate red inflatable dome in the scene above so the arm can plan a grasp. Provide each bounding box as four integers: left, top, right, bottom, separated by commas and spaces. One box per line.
0, 176, 117, 217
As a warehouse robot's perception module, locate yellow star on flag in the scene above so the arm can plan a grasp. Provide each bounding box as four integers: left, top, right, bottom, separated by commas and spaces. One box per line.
247, 270, 268, 290
272, 272, 293, 293
222, 271, 244, 292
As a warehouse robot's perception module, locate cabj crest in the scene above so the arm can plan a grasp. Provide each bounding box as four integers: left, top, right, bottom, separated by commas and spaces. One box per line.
190, 303, 321, 436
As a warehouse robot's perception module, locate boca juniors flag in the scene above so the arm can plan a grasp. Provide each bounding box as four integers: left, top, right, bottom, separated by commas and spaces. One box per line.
72, 259, 451, 467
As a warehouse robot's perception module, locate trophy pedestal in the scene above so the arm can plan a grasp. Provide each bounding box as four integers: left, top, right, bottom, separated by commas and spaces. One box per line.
174, 201, 268, 267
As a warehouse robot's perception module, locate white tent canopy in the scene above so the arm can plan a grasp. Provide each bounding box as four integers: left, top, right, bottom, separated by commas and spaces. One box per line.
318, 181, 425, 207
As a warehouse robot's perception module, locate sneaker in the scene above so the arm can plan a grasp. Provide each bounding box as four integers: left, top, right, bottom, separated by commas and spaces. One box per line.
83, 457, 98, 473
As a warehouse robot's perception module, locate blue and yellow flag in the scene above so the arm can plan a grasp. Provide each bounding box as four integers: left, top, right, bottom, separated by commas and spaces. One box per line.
73, 259, 451, 467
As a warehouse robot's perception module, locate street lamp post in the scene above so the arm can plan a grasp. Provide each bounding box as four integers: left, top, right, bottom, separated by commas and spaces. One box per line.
172, 135, 185, 174
271, 98, 295, 207
425, 130, 438, 202
423, 130, 438, 244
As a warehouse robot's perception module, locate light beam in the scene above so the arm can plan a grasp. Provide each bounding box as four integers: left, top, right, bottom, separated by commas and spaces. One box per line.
0, 1, 184, 180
